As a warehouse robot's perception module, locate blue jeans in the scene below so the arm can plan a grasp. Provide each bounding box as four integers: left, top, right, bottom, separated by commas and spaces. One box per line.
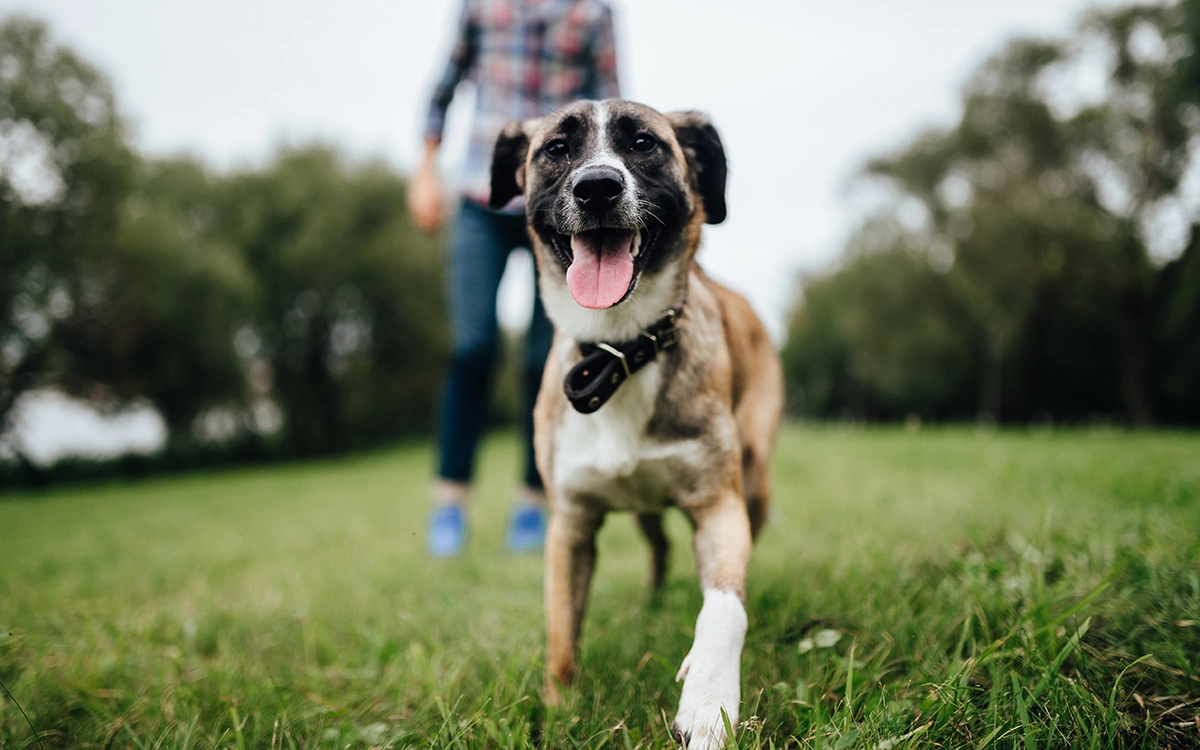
438, 200, 553, 489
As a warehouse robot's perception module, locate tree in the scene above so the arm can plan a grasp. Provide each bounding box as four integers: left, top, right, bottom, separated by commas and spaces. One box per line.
782, 219, 976, 420
220, 147, 447, 456
3, 16, 451, 471
0, 16, 136, 458
51, 157, 256, 445
785, 1, 1200, 425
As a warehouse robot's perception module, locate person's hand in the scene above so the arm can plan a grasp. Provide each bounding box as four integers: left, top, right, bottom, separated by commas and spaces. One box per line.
409, 138, 445, 234
408, 160, 445, 234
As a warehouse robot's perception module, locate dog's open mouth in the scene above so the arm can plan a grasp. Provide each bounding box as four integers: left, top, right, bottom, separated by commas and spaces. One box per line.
550, 227, 655, 309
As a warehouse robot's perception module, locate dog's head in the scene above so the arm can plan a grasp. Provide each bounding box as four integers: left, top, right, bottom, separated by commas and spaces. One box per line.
489, 100, 726, 338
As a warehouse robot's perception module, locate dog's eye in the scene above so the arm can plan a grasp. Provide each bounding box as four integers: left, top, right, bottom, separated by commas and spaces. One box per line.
543, 139, 569, 159
631, 134, 657, 153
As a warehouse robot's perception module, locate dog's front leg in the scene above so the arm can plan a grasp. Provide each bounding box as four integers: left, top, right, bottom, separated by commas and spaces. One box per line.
672, 490, 752, 749
544, 502, 604, 704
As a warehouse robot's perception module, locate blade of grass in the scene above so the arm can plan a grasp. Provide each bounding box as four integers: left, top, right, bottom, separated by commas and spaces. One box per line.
1011, 672, 1036, 750
1029, 617, 1090, 702
843, 638, 856, 733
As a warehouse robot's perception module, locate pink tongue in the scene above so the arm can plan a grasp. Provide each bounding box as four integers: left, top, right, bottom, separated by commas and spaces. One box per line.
566, 230, 635, 309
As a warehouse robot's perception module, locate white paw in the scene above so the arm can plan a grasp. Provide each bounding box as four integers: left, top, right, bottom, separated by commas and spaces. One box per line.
670, 590, 746, 749
671, 676, 738, 749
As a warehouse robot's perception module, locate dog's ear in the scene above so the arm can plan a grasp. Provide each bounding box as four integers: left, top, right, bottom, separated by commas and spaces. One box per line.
489, 120, 531, 210
668, 111, 727, 224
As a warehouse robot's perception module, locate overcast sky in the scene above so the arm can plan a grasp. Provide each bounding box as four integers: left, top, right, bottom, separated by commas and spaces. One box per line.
1, 0, 1121, 458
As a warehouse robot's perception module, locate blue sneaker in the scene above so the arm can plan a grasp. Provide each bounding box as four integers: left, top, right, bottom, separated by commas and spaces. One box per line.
428, 505, 466, 557
506, 503, 546, 552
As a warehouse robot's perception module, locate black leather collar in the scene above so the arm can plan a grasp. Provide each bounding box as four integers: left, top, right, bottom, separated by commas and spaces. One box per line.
563, 309, 681, 414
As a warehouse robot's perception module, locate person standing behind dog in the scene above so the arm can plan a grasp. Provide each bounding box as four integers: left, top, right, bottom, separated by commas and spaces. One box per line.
409, 0, 620, 556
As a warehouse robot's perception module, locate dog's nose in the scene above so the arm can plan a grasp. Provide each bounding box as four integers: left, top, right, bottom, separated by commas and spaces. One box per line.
571, 167, 624, 215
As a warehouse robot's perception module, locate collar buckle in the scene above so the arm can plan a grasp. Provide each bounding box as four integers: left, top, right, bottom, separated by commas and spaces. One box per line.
646, 308, 680, 352
594, 342, 630, 378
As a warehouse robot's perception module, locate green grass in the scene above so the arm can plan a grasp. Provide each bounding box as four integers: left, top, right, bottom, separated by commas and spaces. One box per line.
1, 425, 1198, 749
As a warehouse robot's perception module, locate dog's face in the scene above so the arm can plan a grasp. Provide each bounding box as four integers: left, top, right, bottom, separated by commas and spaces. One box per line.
490, 100, 726, 324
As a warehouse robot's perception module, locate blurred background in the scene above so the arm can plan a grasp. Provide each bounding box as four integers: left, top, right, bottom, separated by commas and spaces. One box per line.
1, 0, 1198, 485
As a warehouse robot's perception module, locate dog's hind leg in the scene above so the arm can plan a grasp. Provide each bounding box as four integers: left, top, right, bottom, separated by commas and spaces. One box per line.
726, 288, 783, 541
742, 446, 769, 540
544, 502, 605, 704
636, 512, 670, 590
672, 489, 752, 750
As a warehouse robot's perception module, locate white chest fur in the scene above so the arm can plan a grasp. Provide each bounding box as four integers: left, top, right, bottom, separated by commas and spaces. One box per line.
551, 361, 706, 512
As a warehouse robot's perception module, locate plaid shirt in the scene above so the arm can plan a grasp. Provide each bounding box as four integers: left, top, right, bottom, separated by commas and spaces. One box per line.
425, 0, 620, 207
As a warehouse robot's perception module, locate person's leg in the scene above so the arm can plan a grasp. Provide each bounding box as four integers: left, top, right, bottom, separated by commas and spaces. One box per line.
430, 201, 512, 556
508, 252, 555, 552
523, 286, 554, 489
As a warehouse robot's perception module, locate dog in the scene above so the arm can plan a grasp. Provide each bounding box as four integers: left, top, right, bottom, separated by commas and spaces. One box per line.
489, 99, 782, 749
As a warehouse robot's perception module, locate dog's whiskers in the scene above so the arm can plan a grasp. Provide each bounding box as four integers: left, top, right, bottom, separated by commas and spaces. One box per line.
635, 197, 667, 227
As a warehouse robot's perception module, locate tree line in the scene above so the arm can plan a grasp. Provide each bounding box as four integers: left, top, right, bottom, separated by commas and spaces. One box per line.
783, 1, 1200, 426
4, 4, 1197, 484
1, 16, 449, 480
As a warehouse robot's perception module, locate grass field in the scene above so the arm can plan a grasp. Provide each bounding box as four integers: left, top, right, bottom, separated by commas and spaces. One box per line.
1, 425, 1198, 749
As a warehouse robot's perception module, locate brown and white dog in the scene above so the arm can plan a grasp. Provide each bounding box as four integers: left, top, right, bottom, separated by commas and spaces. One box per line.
489, 99, 782, 749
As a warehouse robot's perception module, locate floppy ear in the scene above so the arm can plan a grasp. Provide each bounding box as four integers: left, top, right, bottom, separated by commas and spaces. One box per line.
668, 111, 728, 224
489, 120, 531, 210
